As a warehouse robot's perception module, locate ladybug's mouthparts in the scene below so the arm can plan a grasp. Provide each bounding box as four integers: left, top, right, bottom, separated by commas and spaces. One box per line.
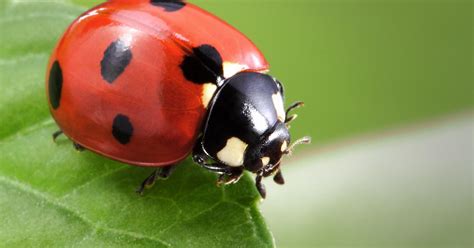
258, 135, 311, 177
260, 162, 281, 178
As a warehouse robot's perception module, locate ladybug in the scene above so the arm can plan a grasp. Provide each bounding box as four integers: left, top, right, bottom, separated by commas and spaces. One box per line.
47, 0, 310, 198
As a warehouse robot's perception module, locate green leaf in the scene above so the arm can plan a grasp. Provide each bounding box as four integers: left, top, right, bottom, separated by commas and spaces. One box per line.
0, 1, 273, 247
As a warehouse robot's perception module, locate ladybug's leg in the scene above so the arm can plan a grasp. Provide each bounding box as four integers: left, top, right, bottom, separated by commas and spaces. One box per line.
73, 142, 85, 152
158, 165, 176, 179
195, 161, 230, 175
192, 136, 208, 164
52, 130, 86, 153
255, 174, 266, 199
192, 136, 230, 175
217, 167, 243, 186
273, 170, 285, 185
52, 130, 63, 142
192, 152, 230, 175
136, 165, 176, 195
193, 137, 246, 186
136, 169, 159, 195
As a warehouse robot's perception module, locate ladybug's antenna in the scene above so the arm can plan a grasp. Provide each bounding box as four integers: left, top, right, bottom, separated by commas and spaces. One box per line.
285, 101, 304, 117
284, 136, 311, 156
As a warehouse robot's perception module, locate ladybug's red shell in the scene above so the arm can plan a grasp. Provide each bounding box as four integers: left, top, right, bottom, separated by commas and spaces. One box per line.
47, 0, 268, 166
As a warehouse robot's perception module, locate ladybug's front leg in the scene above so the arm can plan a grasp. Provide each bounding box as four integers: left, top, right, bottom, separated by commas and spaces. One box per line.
192, 136, 222, 173
192, 137, 236, 178
136, 165, 176, 195
273, 170, 285, 185
193, 159, 231, 175
193, 153, 238, 183
217, 167, 243, 186
255, 174, 266, 199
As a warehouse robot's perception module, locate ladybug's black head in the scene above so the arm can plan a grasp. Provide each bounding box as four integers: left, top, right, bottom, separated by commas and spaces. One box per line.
241, 107, 311, 199
243, 122, 290, 174
243, 120, 311, 177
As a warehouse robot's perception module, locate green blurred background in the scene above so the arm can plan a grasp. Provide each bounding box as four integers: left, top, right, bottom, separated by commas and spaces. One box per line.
2, 0, 472, 247
188, 0, 472, 247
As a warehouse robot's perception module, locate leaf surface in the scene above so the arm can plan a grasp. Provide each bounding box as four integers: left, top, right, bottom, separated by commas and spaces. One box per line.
0, 1, 273, 247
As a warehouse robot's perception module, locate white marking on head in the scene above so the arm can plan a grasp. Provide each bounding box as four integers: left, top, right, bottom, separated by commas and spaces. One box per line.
217, 137, 248, 167
261, 157, 270, 166
223, 62, 245, 78
201, 83, 217, 108
281, 140, 288, 152
272, 92, 286, 122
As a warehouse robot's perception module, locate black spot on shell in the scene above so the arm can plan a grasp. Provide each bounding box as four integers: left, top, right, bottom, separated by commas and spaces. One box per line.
112, 114, 134, 145
48, 60, 63, 109
180, 44, 223, 84
150, 0, 186, 12
101, 39, 132, 84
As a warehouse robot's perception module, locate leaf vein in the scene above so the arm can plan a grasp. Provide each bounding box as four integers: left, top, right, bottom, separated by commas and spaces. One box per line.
157, 201, 221, 236
61, 164, 130, 199
0, 175, 171, 247
0, 118, 54, 143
